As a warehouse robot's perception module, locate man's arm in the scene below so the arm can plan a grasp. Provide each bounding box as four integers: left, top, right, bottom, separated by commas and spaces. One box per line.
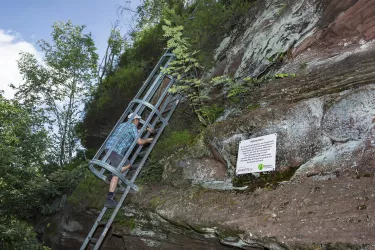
137, 138, 153, 145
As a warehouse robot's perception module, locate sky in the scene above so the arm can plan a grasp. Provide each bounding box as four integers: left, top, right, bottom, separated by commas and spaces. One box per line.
0, 0, 141, 99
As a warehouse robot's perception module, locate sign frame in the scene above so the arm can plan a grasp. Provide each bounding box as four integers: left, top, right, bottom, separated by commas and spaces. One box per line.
236, 133, 277, 175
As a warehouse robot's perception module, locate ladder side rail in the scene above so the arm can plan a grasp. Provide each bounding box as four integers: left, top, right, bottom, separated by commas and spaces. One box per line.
93, 186, 131, 250
92, 51, 172, 161
129, 92, 179, 165
141, 70, 165, 102
83, 95, 182, 250
142, 55, 174, 102
91, 98, 180, 249
127, 94, 180, 179
79, 207, 108, 250
129, 98, 180, 183
163, 95, 182, 121
137, 56, 175, 115
133, 52, 172, 100
128, 94, 174, 165
115, 105, 157, 172
152, 78, 176, 110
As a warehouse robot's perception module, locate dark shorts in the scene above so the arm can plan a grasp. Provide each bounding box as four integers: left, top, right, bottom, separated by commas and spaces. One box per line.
105, 150, 130, 169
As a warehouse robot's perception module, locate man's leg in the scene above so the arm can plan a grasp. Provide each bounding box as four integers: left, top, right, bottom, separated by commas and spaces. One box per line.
105, 153, 132, 208
108, 163, 131, 192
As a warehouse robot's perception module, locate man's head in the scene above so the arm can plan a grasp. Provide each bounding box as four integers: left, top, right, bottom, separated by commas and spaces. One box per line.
128, 113, 141, 125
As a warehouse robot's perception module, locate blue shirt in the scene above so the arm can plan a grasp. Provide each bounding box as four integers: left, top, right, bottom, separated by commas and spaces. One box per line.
105, 122, 138, 155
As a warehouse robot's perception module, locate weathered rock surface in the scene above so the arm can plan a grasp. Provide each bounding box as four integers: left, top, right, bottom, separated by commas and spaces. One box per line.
130, 176, 375, 249
143, 0, 375, 248
39, 203, 239, 250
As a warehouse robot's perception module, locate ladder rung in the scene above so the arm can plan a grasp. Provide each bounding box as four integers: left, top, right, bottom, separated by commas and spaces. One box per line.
131, 163, 139, 169
137, 151, 147, 157
117, 188, 136, 194
97, 221, 107, 226
168, 97, 179, 104
88, 237, 98, 243
162, 107, 173, 114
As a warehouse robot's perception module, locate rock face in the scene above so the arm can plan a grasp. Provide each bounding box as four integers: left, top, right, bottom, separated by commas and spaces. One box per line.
39, 204, 238, 250
46, 0, 375, 249
145, 0, 375, 248
214, 0, 375, 79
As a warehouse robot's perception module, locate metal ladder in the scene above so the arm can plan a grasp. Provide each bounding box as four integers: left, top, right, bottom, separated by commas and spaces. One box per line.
80, 50, 181, 250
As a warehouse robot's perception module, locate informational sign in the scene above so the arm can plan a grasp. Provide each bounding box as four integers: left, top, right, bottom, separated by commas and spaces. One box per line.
236, 134, 277, 175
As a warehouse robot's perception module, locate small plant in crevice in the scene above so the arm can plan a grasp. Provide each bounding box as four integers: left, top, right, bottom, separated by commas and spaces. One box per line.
232, 166, 299, 192
197, 104, 225, 125
274, 73, 296, 78
277, 3, 287, 15
299, 62, 308, 71
247, 103, 260, 111
137, 163, 164, 184
227, 84, 250, 103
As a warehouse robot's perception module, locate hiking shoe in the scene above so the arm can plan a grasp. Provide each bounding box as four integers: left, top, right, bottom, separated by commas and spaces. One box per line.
105, 197, 118, 208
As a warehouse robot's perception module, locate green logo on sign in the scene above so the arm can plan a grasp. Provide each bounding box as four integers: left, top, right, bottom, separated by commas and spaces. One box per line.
258, 163, 264, 170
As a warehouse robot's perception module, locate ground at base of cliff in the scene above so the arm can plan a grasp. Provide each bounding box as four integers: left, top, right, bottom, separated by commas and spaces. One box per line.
129, 172, 375, 249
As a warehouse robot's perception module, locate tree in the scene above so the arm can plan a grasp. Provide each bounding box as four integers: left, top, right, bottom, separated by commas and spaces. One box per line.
162, 18, 211, 125
0, 94, 48, 169
14, 20, 98, 166
0, 218, 49, 250
0, 92, 82, 249
98, 21, 126, 85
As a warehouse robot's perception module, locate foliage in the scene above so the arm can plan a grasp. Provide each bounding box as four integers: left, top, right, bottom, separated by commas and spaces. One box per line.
14, 20, 98, 166
169, 0, 254, 67
0, 95, 48, 168
137, 162, 165, 184
232, 167, 298, 192
80, 23, 166, 149
68, 170, 108, 209
211, 75, 234, 86
140, 129, 194, 184
0, 94, 49, 219
274, 73, 296, 78
134, 0, 185, 29
98, 23, 127, 85
151, 130, 194, 161
197, 104, 224, 125
247, 103, 260, 111
0, 93, 85, 248
163, 18, 215, 125
0, 218, 50, 250
227, 84, 250, 102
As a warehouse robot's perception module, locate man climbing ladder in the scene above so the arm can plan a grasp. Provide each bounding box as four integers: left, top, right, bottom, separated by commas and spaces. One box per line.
80, 50, 181, 250
104, 112, 153, 208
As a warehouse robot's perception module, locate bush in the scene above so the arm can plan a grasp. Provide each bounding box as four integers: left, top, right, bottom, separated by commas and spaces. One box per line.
67, 169, 108, 209
180, 0, 254, 67
198, 104, 224, 125
0, 218, 49, 250
151, 130, 195, 160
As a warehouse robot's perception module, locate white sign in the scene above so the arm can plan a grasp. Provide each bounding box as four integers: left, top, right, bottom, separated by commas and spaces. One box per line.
236, 134, 277, 175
